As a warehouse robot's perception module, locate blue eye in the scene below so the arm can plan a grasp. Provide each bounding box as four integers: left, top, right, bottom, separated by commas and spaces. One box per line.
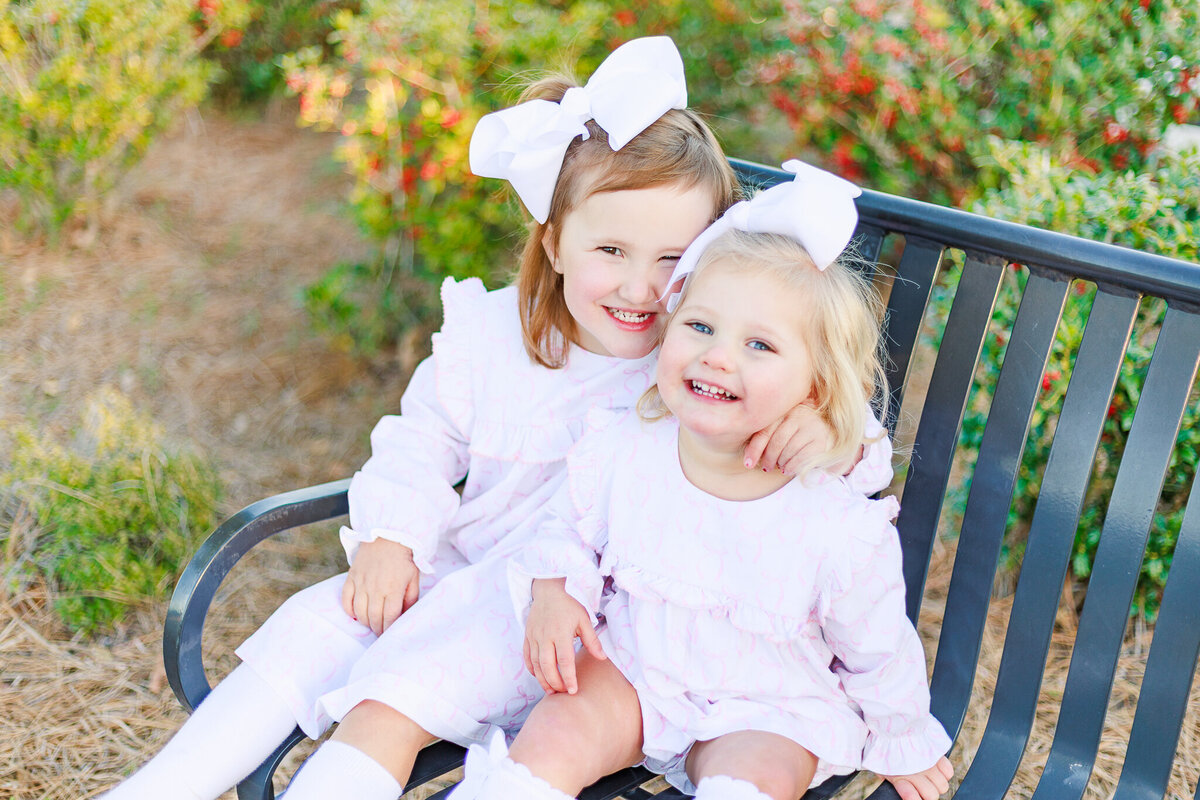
687, 321, 713, 335
748, 340, 774, 352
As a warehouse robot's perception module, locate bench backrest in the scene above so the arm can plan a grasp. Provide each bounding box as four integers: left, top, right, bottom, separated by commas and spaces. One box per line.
730, 159, 1200, 800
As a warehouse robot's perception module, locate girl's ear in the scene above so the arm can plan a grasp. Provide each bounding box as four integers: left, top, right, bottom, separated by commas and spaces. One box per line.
541, 225, 561, 274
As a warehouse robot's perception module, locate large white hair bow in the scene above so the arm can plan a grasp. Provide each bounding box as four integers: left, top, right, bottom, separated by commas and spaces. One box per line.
662, 159, 863, 311
468, 36, 688, 223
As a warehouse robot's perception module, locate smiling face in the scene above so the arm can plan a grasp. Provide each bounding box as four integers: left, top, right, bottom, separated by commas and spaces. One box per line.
656, 262, 816, 450
544, 182, 716, 359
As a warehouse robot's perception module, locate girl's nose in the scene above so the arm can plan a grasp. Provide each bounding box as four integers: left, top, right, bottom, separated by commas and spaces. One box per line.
700, 343, 733, 371
621, 264, 658, 305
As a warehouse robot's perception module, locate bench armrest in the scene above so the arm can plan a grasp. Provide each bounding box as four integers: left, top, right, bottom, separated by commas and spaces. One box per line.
163, 478, 352, 713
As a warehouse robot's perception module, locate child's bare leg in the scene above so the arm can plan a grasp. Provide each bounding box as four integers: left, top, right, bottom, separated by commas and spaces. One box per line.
447, 651, 643, 800
686, 730, 817, 800
507, 650, 645, 793
281, 701, 435, 799
329, 700, 437, 782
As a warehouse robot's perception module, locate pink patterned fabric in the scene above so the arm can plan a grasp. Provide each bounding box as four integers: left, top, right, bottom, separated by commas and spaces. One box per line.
341, 277, 659, 571
316, 557, 544, 747
239, 278, 896, 745
239, 278, 656, 738
511, 409, 950, 793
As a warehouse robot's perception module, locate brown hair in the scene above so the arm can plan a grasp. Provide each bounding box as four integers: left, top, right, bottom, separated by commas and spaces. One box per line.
638, 230, 889, 476
512, 74, 738, 368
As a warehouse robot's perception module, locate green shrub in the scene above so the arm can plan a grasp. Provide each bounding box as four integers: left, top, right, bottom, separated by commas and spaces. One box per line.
1, 388, 223, 634
735, 0, 1200, 204
284, 1, 1198, 354
0, 0, 248, 232
302, 257, 444, 356
281, 0, 633, 353
936, 141, 1200, 619
205, 0, 356, 104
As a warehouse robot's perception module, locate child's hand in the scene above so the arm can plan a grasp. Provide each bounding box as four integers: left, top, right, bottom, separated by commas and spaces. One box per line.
524, 577, 606, 695
883, 756, 954, 800
341, 538, 421, 636
743, 403, 832, 475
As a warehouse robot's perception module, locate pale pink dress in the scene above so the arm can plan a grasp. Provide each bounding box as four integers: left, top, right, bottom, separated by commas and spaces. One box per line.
237, 278, 657, 740
510, 410, 950, 793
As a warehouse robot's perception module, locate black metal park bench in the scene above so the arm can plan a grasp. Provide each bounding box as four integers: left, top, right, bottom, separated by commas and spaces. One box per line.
163, 158, 1200, 800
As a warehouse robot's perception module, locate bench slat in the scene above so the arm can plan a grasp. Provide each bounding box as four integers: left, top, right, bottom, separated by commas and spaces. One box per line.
161, 159, 1200, 800
929, 267, 1069, 744
1115, 464, 1200, 800
881, 236, 943, 436
855, 224, 886, 270
896, 253, 1004, 631
578, 767, 658, 799
406, 741, 469, 791
1032, 305, 1200, 800
953, 287, 1140, 797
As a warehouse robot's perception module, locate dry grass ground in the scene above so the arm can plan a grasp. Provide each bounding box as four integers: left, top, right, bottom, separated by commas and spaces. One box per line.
1, 106, 1197, 800
1, 104, 411, 798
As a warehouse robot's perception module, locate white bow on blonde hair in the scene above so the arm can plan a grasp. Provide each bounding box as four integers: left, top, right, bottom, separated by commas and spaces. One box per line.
662, 159, 863, 311
468, 36, 688, 223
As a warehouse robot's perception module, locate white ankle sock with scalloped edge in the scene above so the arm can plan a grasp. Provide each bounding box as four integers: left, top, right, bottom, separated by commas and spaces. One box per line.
448, 731, 574, 800
693, 774, 774, 800
281, 740, 403, 800
100, 664, 300, 800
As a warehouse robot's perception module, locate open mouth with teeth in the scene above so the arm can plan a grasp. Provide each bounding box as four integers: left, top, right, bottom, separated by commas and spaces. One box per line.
689, 380, 738, 401
605, 307, 654, 326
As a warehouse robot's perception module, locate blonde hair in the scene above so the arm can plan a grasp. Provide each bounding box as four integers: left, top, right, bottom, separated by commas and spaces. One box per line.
512, 74, 739, 368
639, 229, 889, 475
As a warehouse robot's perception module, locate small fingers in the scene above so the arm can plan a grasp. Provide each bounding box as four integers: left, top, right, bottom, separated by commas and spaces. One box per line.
759, 419, 805, 472
578, 625, 607, 662
777, 448, 812, 478
340, 578, 357, 620
529, 642, 554, 694
903, 773, 943, 800
557, 643, 578, 694
930, 760, 952, 795
367, 594, 386, 637
381, 592, 403, 634
916, 774, 942, 800
352, 589, 370, 631
402, 577, 420, 613
539, 642, 567, 694
773, 428, 822, 475
742, 423, 776, 470
886, 777, 921, 800
523, 638, 536, 679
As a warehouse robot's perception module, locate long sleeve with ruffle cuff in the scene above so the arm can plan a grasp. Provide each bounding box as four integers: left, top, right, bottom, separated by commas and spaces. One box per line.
340, 468, 462, 572
860, 714, 952, 777
508, 532, 606, 627
844, 403, 894, 496
821, 495, 951, 776
338, 281, 472, 568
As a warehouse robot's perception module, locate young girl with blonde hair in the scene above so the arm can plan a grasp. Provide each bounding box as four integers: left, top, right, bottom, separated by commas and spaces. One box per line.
103, 40, 891, 800
451, 162, 953, 800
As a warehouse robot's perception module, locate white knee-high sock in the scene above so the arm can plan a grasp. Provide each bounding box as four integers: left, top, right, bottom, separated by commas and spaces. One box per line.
102, 664, 301, 800
448, 731, 574, 800
693, 775, 773, 799
281, 740, 403, 800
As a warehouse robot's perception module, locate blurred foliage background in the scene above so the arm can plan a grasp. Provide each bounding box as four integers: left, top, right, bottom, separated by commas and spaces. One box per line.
1, 0, 1197, 631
